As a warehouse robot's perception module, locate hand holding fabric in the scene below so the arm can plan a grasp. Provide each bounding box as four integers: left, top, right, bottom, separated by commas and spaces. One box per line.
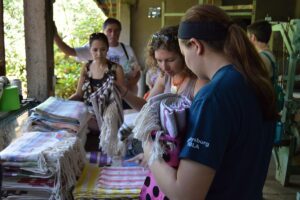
125, 153, 148, 168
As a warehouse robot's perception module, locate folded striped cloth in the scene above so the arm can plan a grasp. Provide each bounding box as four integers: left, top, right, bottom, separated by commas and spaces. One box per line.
26, 113, 81, 133
0, 131, 86, 200
0, 131, 69, 170
23, 97, 91, 136
97, 166, 148, 189
33, 96, 90, 127
73, 164, 146, 200
2, 176, 55, 192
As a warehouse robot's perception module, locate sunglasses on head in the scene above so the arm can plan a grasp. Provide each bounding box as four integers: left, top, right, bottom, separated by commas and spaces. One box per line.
150, 33, 178, 46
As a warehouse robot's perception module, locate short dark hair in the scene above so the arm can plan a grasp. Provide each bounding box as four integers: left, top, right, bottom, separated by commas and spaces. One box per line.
103, 18, 122, 30
247, 20, 272, 43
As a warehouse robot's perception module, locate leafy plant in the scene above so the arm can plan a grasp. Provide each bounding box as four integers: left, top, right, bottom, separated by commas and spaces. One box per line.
3, 0, 26, 87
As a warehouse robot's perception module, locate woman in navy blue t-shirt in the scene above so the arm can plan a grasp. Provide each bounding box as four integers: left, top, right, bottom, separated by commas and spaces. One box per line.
142, 4, 278, 200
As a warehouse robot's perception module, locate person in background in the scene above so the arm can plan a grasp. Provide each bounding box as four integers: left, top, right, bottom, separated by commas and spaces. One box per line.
69, 32, 125, 131
117, 25, 208, 111
247, 20, 275, 79
143, 67, 160, 100
248, 20, 284, 112
141, 5, 277, 200
54, 18, 140, 96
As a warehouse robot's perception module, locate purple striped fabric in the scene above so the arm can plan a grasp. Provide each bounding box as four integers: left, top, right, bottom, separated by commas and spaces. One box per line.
86, 151, 112, 167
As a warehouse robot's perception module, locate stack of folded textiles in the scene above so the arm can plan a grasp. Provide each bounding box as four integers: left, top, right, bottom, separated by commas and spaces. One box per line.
22, 96, 91, 145
0, 131, 86, 200
73, 164, 148, 200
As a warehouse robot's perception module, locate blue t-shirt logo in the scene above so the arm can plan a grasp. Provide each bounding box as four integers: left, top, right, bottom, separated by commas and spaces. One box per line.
187, 137, 210, 149
109, 55, 120, 64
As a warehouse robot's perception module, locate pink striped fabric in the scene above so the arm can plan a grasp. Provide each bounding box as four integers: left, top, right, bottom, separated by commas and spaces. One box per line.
97, 167, 148, 189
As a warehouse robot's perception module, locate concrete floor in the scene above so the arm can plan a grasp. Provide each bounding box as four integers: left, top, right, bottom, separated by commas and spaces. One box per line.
263, 158, 300, 200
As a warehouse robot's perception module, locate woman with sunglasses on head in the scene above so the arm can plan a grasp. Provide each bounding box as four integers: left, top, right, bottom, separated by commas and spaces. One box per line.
117, 25, 207, 111
121, 25, 207, 188
70, 32, 125, 131
141, 5, 278, 200
119, 26, 207, 166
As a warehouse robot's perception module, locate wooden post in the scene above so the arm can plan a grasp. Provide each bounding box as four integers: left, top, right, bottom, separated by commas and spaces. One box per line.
0, 0, 5, 76
118, 1, 131, 45
24, 0, 54, 101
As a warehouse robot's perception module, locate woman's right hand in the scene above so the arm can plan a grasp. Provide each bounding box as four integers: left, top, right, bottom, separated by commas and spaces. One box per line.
125, 153, 148, 168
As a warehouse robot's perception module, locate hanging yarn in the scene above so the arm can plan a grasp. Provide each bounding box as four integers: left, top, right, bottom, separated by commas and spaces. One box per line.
90, 74, 124, 157
133, 93, 191, 165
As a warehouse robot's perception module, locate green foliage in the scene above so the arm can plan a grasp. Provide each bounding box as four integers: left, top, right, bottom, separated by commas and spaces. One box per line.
3, 0, 106, 98
3, 0, 26, 84
53, 46, 82, 98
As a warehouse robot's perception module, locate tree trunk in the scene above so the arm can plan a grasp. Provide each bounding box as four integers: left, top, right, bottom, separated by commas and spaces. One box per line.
0, 0, 5, 76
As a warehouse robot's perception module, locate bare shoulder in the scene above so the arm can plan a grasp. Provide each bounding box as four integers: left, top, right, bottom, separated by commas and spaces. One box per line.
80, 63, 88, 75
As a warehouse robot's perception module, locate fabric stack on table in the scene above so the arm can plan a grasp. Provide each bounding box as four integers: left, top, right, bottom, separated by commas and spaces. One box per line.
0, 100, 38, 151
0, 131, 86, 200
73, 164, 148, 200
23, 96, 91, 146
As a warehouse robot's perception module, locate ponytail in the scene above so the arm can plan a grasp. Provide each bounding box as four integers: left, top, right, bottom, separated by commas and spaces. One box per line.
224, 24, 277, 120
181, 5, 278, 120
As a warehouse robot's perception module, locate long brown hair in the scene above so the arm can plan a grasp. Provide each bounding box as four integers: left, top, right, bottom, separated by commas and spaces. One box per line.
181, 5, 277, 120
